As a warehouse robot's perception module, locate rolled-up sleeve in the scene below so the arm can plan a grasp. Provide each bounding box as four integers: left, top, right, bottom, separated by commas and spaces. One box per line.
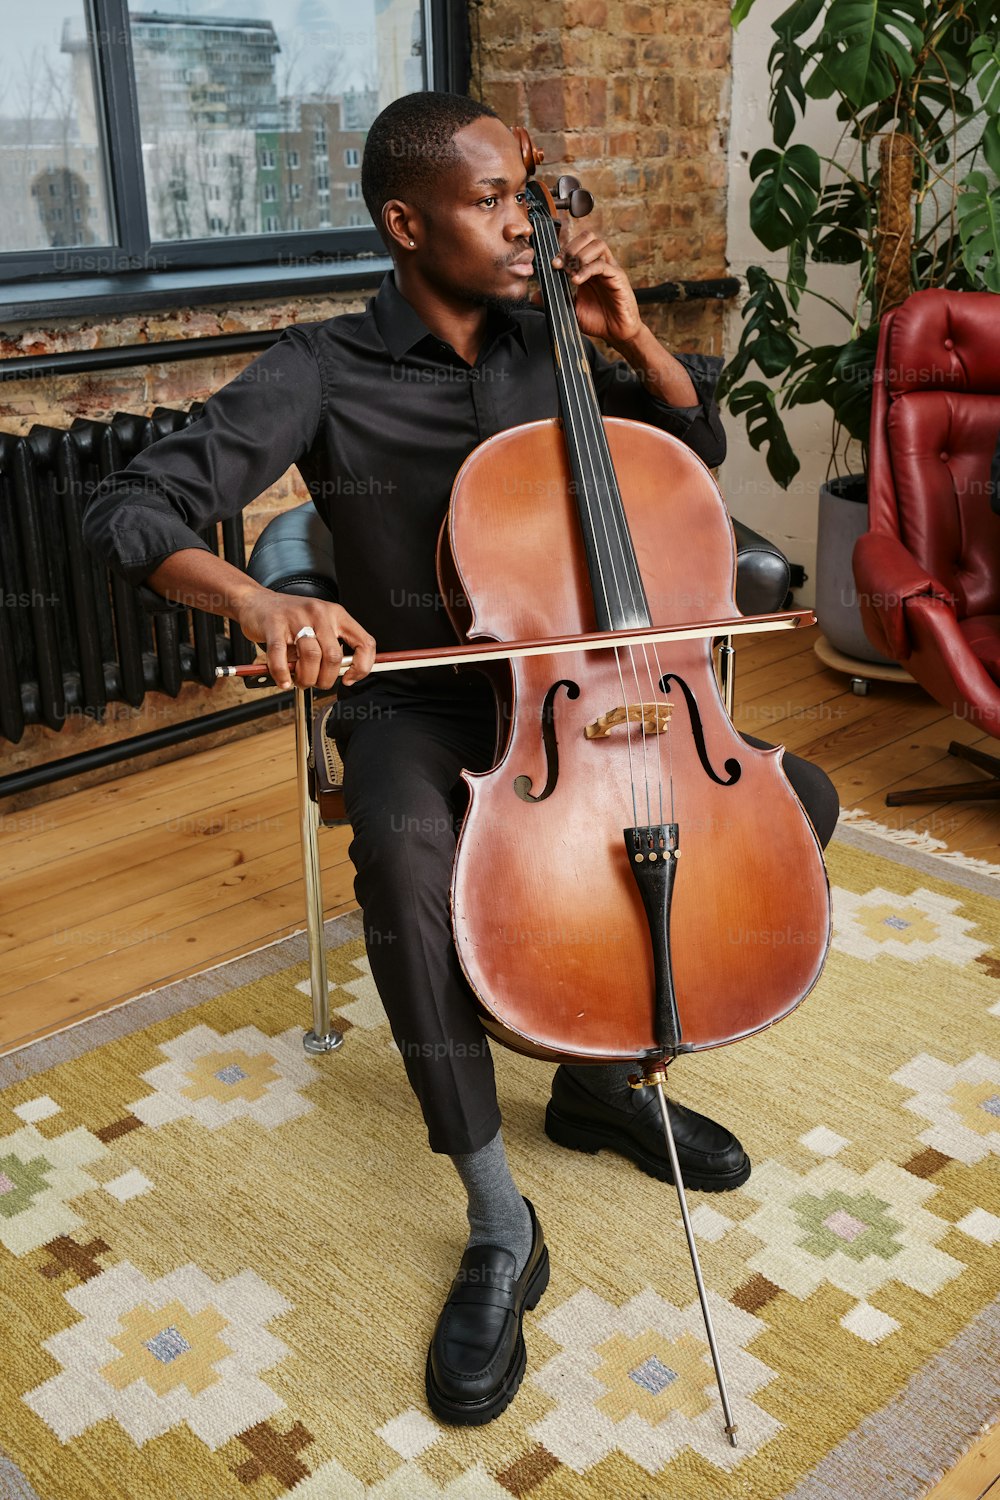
588, 344, 727, 469
83, 324, 324, 595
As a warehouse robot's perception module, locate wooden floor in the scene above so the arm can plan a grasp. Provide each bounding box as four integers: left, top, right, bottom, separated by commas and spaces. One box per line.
1, 623, 998, 1495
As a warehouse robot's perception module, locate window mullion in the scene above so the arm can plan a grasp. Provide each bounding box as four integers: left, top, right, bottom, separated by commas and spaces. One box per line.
91, 0, 151, 265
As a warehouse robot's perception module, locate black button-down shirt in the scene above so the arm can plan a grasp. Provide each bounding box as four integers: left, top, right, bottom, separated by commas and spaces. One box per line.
85, 273, 726, 661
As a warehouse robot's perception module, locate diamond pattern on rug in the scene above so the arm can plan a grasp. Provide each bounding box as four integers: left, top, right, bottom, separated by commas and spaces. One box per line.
376, 1408, 441, 1459
12, 1097, 62, 1123
288, 1458, 512, 1497
956, 1209, 1000, 1245
37, 1235, 111, 1284
529, 1286, 780, 1473
741, 1158, 963, 1301
23, 1262, 291, 1448
799, 1126, 849, 1157
232, 1418, 314, 1487
0, 1124, 108, 1256
840, 1301, 900, 1343
331, 956, 386, 1030
128, 1024, 318, 1131
892, 1052, 1000, 1164
495, 1443, 562, 1496
831, 885, 990, 964
102, 1169, 153, 1203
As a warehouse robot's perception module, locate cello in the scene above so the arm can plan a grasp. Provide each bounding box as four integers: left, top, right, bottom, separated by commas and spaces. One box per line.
435, 128, 832, 1442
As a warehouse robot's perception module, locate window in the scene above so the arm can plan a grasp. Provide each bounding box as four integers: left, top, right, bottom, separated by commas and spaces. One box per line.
289, 183, 302, 201
262, 183, 277, 202
2, 0, 464, 301
346, 182, 361, 200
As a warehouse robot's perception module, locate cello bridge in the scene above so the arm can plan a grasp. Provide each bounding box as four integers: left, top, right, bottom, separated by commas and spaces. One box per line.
585, 702, 673, 740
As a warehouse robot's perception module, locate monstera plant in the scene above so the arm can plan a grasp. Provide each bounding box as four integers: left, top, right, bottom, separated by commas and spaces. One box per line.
722, 0, 1000, 489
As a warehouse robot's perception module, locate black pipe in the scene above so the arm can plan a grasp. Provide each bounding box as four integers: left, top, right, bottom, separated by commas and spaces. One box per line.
0, 331, 285, 384
0, 691, 294, 799
0, 278, 741, 383
634, 277, 741, 305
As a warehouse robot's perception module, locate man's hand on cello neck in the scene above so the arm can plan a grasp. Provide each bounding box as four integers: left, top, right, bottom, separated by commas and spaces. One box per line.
552, 228, 699, 409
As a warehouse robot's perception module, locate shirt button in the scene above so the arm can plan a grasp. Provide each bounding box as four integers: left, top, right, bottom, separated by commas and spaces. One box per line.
940, 451, 949, 462
944, 337, 954, 350
468, 370, 480, 381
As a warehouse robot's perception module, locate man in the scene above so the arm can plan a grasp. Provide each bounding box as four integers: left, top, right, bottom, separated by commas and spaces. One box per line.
85, 92, 839, 1427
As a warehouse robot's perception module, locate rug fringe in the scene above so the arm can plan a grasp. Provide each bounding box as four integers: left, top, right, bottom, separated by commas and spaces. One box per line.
837, 809, 1000, 880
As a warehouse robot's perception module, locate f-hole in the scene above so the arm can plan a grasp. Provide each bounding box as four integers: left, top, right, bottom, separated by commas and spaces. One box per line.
513, 679, 580, 803
658, 673, 742, 787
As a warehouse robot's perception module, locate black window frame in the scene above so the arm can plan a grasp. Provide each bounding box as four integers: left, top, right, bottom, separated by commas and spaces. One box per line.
1, 0, 470, 300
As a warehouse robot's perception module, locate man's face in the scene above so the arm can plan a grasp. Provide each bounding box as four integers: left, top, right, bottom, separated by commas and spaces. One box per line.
411, 116, 535, 311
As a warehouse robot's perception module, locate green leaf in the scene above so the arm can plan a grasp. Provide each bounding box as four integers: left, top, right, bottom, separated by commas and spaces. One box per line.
805, 0, 925, 109
787, 236, 808, 309
749, 145, 821, 251
768, 32, 807, 148
807, 179, 868, 265
783, 344, 843, 407
830, 328, 880, 440
957, 170, 1000, 292
773, 0, 829, 40
727, 382, 801, 488
767, 0, 828, 144
970, 35, 1000, 116
731, 0, 758, 28
719, 267, 801, 398
985, 117, 1000, 179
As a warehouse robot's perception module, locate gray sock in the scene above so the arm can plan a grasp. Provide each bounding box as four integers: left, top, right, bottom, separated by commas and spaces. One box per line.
561, 1061, 637, 1107
450, 1129, 533, 1277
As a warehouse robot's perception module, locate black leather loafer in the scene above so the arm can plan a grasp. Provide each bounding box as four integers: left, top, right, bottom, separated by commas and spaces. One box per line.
545, 1066, 751, 1191
425, 1198, 549, 1426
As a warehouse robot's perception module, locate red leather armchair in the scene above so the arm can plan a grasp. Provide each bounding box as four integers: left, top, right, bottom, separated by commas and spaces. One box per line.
854, 288, 1000, 803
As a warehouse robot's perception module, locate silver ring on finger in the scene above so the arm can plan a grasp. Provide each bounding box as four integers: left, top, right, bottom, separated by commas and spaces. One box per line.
294, 625, 317, 642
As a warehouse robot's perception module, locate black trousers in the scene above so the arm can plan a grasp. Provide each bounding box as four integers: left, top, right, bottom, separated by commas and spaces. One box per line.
331, 670, 840, 1155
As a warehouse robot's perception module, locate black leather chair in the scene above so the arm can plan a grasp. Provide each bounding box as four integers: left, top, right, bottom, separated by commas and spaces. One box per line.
243, 499, 792, 1053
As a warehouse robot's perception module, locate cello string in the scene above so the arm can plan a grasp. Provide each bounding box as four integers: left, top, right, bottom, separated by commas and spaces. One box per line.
533, 205, 666, 826
532, 206, 656, 824
533, 203, 665, 827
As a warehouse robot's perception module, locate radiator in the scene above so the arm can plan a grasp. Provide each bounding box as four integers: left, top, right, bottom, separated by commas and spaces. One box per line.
0, 407, 257, 744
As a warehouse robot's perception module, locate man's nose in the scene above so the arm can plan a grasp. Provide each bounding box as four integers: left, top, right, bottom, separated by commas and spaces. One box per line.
506, 203, 532, 239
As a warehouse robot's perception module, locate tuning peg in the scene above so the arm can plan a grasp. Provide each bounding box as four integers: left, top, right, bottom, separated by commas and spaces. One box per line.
552, 182, 594, 217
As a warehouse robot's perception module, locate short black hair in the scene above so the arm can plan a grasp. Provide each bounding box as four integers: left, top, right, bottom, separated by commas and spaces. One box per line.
362, 91, 500, 247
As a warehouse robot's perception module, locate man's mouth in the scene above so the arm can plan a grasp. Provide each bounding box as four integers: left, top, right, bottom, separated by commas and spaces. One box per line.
506, 252, 535, 278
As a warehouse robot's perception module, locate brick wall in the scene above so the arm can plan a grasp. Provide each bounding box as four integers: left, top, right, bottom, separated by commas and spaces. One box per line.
0, 0, 734, 799
470, 0, 732, 354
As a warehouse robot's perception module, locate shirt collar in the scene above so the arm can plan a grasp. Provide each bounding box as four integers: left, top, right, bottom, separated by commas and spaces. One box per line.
372, 271, 527, 362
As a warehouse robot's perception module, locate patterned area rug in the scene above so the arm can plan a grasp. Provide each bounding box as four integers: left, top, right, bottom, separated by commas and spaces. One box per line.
1, 820, 999, 1500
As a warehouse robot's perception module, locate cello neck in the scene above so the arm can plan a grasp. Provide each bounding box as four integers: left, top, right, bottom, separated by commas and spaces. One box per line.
528, 181, 651, 633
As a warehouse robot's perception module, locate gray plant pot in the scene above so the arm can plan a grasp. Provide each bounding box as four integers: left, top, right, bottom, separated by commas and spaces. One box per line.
814, 474, 895, 665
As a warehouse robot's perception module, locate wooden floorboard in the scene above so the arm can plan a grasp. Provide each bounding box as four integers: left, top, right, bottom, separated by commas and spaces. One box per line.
0, 625, 997, 1493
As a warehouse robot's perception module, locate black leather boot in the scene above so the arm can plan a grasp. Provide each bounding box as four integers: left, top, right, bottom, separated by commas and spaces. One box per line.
425, 1198, 549, 1425
545, 1066, 750, 1191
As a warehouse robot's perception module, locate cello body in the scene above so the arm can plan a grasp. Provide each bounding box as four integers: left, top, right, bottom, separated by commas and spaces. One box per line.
439, 415, 831, 1064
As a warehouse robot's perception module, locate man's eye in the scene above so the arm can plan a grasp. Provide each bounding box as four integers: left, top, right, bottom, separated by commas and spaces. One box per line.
479, 196, 497, 208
